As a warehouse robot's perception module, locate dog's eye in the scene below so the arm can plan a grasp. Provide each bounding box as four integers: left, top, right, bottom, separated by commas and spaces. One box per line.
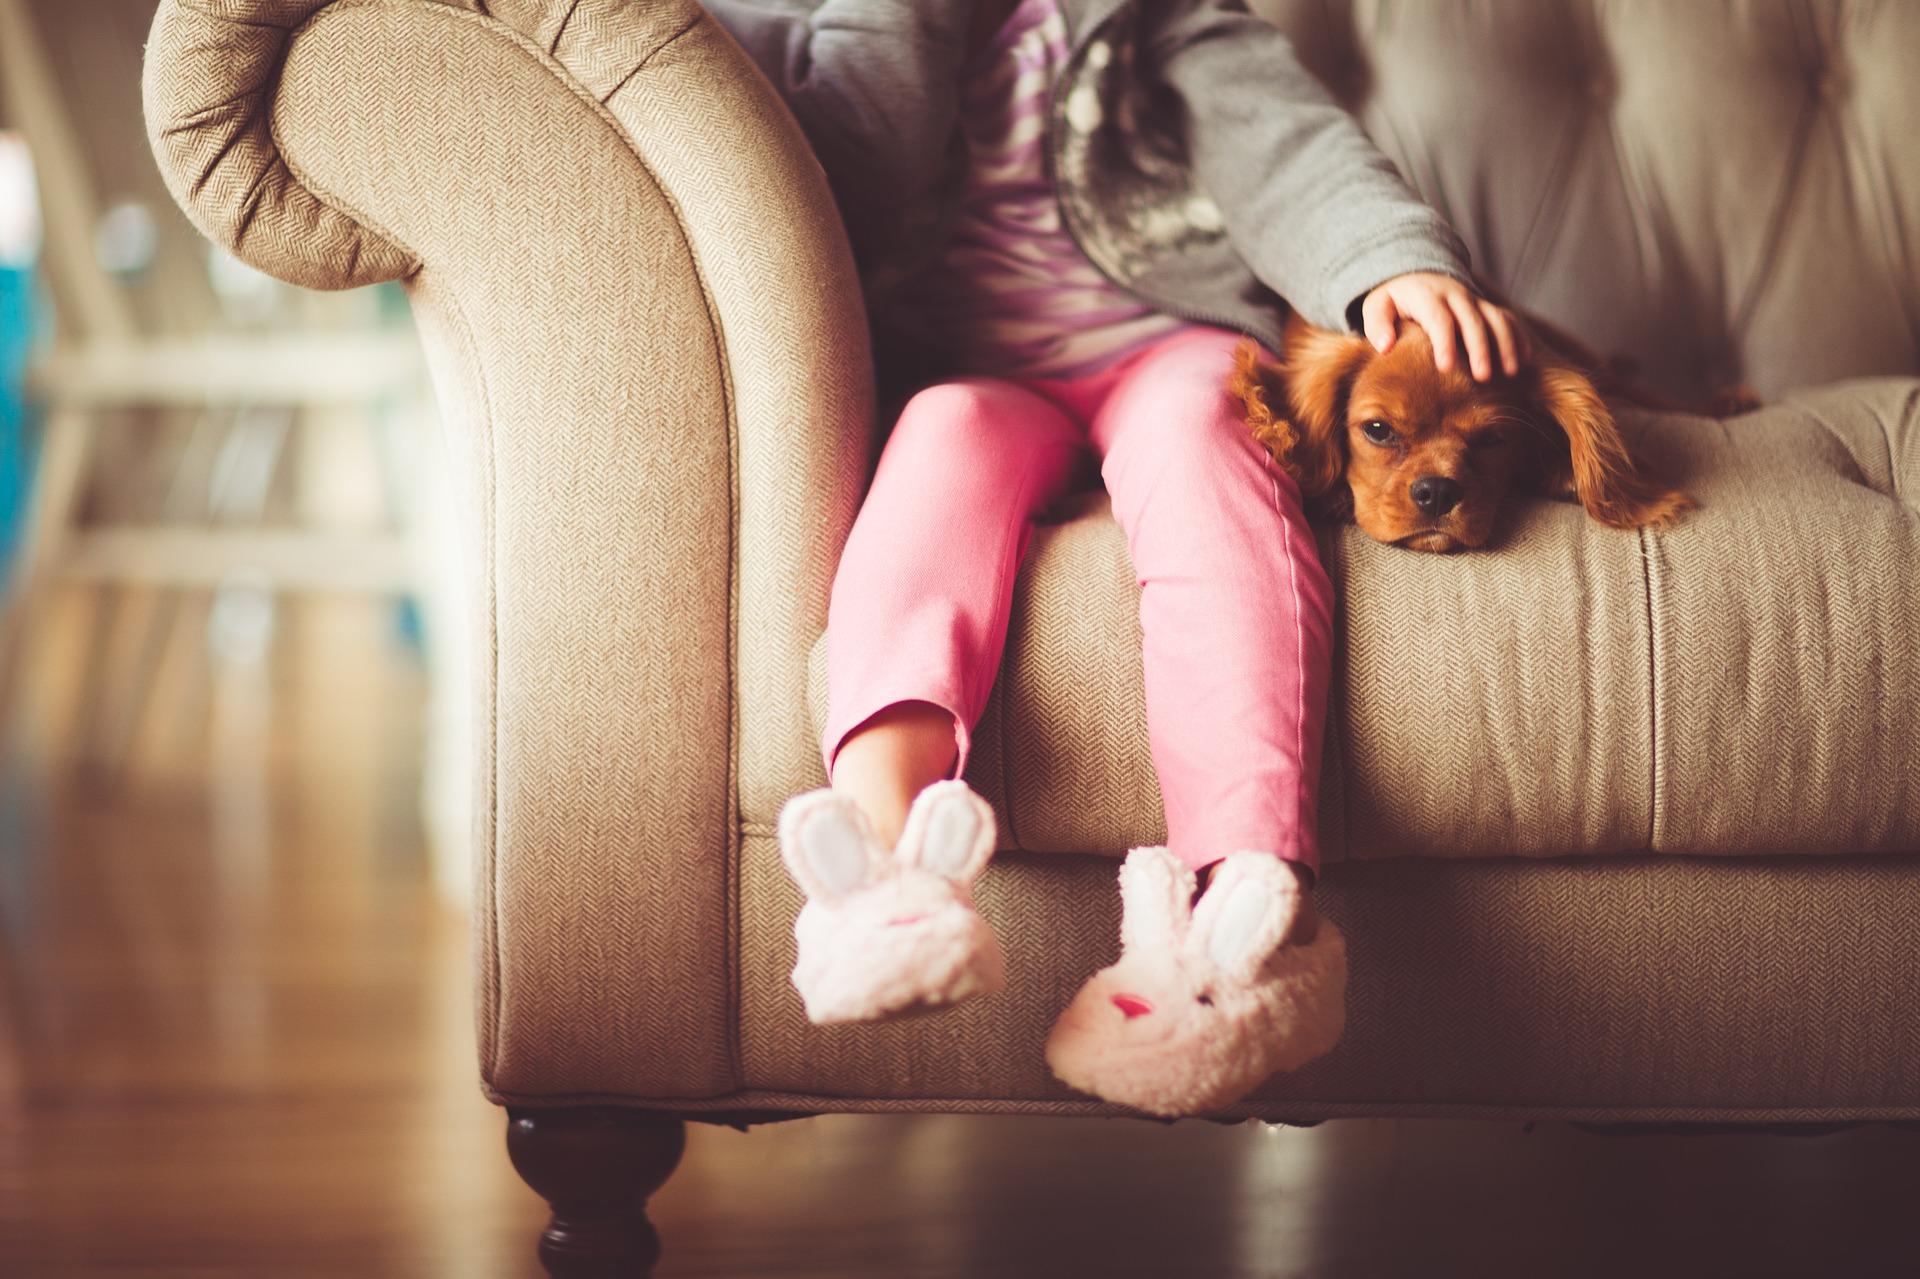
1468, 433, 1506, 451
1359, 420, 1395, 446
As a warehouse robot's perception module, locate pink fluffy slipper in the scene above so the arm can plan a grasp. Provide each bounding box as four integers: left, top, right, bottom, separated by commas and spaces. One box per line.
1044, 846, 1346, 1117
778, 780, 1005, 1025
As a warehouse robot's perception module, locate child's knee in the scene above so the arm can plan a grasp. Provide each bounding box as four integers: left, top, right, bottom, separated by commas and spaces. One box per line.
1120, 391, 1276, 489
895, 380, 1034, 437
886, 381, 1073, 485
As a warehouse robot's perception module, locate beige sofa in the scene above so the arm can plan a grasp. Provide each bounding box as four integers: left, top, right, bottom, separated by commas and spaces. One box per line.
143, 0, 1920, 1272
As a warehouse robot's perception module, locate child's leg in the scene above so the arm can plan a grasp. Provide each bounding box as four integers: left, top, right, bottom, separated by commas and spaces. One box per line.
1087, 328, 1334, 895
780, 379, 1084, 1024
1045, 328, 1344, 1114
824, 379, 1085, 844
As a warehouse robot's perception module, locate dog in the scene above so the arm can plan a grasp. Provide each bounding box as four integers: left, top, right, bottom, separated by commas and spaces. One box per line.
1232, 310, 1713, 553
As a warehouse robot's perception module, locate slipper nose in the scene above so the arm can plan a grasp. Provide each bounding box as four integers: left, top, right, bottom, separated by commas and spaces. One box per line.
1111, 993, 1153, 1020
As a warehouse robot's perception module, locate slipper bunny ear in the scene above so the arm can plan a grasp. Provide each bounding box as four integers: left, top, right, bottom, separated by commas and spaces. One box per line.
894, 780, 995, 886
1117, 846, 1195, 955
1187, 852, 1302, 985
778, 791, 888, 906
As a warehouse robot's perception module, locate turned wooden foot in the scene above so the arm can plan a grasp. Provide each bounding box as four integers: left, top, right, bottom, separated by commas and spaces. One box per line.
507, 1107, 687, 1278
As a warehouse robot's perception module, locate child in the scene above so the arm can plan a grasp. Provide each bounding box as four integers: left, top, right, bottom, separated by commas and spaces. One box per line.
708, 0, 1526, 1115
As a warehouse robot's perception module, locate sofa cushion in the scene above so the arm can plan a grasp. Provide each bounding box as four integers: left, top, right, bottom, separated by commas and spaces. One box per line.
808, 381, 1920, 861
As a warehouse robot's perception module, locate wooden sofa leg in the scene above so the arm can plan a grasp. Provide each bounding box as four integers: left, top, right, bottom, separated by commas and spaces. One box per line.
506, 1107, 687, 1277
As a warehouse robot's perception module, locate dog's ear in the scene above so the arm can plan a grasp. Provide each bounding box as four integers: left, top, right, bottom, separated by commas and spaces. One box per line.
1231, 340, 1294, 465
1530, 361, 1694, 530
1283, 324, 1372, 499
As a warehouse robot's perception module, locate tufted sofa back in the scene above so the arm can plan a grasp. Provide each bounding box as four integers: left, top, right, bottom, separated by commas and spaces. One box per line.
1254, 0, 1920, 400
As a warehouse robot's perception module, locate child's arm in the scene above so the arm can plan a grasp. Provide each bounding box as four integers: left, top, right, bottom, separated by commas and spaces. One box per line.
701, 1, 971, 235
1158, 1, 1524, 377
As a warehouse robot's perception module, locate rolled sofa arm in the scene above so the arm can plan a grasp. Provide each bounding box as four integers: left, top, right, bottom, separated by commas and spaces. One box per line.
144, 0, 874, 1101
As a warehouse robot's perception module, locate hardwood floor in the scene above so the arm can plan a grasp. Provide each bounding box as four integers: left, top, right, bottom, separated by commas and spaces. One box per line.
4, 592, 1919, 1277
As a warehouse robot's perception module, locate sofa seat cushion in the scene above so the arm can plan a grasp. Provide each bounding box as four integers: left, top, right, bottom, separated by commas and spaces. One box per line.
807, 381, 1920, 862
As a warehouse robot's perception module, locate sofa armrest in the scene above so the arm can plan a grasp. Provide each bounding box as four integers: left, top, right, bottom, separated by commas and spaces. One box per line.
143, 0, 873, 1101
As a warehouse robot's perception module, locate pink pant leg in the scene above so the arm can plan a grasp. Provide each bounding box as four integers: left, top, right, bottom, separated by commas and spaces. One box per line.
1088, 328, 1335, 876
822, 379, 1086, 777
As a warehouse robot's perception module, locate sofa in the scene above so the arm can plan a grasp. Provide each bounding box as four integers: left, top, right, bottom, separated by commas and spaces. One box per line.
141, 0, 1920, 1273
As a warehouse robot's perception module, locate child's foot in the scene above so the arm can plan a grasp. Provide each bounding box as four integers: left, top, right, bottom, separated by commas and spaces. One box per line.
1044, 847, 1346, 1117
778, 781, 1005, 1025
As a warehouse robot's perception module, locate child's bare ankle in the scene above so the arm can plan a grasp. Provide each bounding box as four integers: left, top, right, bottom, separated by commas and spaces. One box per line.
829, 702, 961, 848
836, 786, 908, 848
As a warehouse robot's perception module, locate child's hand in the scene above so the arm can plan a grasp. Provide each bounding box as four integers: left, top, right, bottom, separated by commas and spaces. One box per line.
1360, 273, 1530, 382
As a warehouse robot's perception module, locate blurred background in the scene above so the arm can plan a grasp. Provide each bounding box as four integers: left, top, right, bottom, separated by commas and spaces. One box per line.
0, 0, 471, 883
0, 1, 539, 1271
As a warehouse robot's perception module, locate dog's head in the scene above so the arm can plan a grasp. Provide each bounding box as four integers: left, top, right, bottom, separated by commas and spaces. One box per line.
1235, 317, 1693, 552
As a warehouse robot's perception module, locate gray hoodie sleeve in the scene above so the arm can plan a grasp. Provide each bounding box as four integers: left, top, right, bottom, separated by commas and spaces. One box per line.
700, 0, 970, 245
1154, 0, 1473, 332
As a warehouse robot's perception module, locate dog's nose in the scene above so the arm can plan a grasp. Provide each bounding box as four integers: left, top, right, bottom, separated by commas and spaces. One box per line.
1409, 475, 1462, 517
1111, 994, 1153, 1020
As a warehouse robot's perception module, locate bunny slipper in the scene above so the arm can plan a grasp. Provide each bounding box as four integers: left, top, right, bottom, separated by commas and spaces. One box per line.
778, 780, 1005, 1024
1045, 847, 1346, 1117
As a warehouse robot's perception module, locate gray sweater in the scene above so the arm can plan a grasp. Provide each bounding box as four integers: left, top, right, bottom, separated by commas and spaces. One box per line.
704, 0, 1472, 381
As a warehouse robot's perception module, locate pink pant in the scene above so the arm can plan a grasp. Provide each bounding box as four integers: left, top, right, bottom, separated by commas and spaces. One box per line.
822, 327, 1333, 875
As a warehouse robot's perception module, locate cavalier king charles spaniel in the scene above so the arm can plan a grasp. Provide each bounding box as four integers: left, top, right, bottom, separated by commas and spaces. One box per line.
1234, 311, 1707, 553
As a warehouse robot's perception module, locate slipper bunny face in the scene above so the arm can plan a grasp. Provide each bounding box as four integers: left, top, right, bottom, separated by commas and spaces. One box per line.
1045, 847, 1346, 1117
779, 782, 1005, 1023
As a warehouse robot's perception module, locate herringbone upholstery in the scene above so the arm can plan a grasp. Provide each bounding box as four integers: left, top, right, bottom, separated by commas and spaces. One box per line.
144, 0, 1920, 1119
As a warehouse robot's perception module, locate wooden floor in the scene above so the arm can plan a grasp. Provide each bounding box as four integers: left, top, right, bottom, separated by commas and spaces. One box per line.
4, 592, 1920, 1278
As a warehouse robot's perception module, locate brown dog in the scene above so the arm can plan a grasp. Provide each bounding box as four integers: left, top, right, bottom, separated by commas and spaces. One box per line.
1234, 311, 1699, 552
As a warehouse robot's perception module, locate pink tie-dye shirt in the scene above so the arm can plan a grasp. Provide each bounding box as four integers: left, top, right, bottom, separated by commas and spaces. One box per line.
902, 0, 1188, 380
